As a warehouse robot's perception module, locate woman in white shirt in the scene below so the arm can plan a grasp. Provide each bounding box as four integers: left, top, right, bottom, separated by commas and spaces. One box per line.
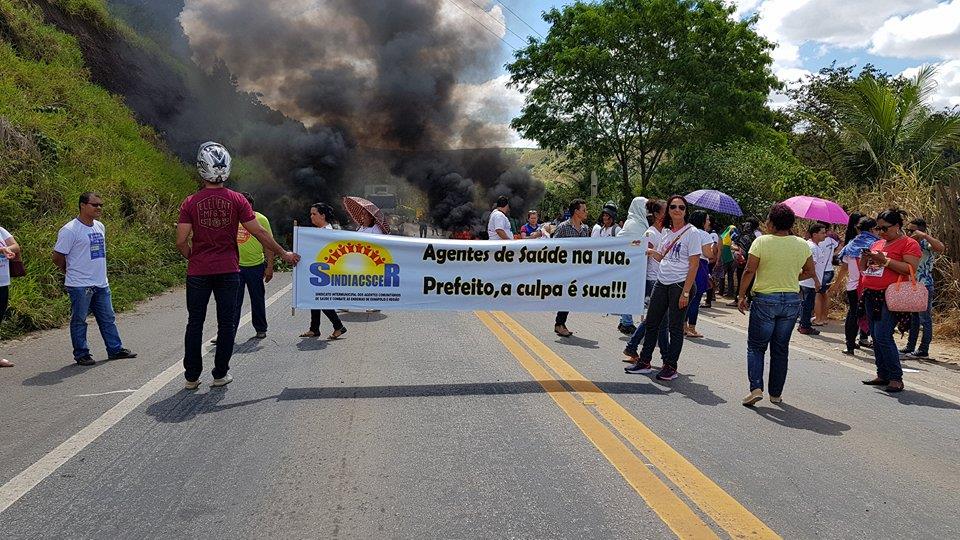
684, 211, 715, 338
300, 203, 348, 339
357, 210, 385, 235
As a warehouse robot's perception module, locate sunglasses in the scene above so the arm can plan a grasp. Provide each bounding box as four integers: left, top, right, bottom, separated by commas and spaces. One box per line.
872, 225, 891, 232
669, 204, 686, 210
85, 203, 105, 208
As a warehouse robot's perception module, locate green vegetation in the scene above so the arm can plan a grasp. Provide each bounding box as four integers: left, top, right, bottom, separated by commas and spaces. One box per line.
0, 0, 196, 338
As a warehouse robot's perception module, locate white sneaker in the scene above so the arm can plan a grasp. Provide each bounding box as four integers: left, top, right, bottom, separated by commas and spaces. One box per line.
210, 373, 233, 387
185, 379, 201, 390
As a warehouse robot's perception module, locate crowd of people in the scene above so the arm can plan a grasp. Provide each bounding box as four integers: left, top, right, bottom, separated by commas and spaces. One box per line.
484, 192, 945, 403
0, 141, 947, 407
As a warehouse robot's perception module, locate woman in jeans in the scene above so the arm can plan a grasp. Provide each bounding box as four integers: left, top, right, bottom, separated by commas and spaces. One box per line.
623, 199, 669, 365
860, 208, 921, 393
684, 211, 715, 338
737, 204, 815, 406
836, 215, 877, 355
624, 195, 701, 382
901, 218, 945, 358
0, 226, 20, 367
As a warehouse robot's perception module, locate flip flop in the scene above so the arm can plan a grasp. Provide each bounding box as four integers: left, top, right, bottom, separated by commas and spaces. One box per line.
554, 325, 573, 338
327, 327, 347, 340
299, 330, 320, 338
0, 359, 13, 367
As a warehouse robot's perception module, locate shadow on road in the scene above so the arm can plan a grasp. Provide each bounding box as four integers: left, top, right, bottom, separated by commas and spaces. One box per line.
144, 386, 278, 423
296, 338, 328, 352
337, 312, 388, 323
555, 335, 600, 349
22, 362, 99, 386
278, 380, 666, 400
751, 403, 851, 436
649, 373, 727, 406
881, 389, 960, 410
689, 337, 729, 349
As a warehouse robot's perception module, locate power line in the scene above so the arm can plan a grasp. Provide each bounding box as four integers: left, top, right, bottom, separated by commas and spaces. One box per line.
495, 1, 545, 40
444, 0, 519, 51
464, 0, 529, 45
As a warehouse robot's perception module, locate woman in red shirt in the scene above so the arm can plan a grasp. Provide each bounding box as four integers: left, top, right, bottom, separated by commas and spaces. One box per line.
859, 208, 922, 393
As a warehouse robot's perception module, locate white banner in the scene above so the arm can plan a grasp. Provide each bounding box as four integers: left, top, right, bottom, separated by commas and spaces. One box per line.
292, 227, 647, 313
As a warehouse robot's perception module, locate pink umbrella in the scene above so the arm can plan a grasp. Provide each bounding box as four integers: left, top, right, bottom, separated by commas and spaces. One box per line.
781, 196, 849, 225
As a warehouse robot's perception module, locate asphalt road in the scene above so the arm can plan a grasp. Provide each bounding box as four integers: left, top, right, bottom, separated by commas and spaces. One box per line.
1, 272, 958, 539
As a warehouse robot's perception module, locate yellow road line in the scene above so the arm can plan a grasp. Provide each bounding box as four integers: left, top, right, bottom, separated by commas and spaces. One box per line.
475, 311, 719, 540
491, 311, 780, 540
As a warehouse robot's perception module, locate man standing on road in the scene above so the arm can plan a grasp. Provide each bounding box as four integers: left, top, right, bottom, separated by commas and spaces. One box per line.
552, 198, 591, 337
232, 192, 274, 341
487, 196, 513, 240
53, 192, 137, 366
176, 142, 300, 389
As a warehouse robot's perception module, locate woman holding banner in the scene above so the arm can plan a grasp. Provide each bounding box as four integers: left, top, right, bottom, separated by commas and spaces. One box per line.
624, 195, 702, 381
300, 203, 347, 340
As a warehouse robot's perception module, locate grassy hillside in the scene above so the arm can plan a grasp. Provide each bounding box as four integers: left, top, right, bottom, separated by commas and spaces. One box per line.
0, 0, 196, 338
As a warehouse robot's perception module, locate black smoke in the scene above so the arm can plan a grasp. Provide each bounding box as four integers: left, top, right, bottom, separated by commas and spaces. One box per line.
101, 0, 542, 231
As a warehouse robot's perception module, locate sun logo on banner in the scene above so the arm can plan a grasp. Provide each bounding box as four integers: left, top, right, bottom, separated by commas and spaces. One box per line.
309, 240, 401, 288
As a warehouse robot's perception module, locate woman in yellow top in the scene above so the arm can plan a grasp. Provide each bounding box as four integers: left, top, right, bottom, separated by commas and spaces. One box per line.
737, 203, 816, 407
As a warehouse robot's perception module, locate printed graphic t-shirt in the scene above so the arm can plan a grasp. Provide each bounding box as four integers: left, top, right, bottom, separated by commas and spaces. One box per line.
656, 225, 703, 285
237, 212, 272, 267
862, 236, 922, 291
179, 188, 255, 276
54, 219, 109, 287
0, 227, 11, 287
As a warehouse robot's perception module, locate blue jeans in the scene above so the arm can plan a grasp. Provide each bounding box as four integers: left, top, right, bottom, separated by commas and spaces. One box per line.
184, 273, 240, 382
687, 289, 704, 325
236, 264, 268, 334
906, 283, 934, 355
798, 286, 816, 329
67, 286, 123, 360
865, 292, 903, 381
747, 292, 801, 395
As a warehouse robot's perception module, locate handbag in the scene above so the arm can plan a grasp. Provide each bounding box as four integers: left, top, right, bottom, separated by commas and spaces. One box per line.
884, 268, 927, 313
9, 252, 25, 278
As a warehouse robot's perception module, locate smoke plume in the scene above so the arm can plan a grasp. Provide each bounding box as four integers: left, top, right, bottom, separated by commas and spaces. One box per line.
105, 0, 542, 231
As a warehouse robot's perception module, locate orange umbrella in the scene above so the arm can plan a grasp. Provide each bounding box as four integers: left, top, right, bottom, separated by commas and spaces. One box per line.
343, 196, 390, 234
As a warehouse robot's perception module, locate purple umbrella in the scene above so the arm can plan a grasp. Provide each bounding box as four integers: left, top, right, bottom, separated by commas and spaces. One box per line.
684, 189, 743, 216
781, 196, 849, 225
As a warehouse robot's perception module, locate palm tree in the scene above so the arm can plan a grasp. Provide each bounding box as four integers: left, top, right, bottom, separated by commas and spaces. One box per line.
827, 65, 960, 184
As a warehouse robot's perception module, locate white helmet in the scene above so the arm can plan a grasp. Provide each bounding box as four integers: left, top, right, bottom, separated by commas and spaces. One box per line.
197, 141, 231, 183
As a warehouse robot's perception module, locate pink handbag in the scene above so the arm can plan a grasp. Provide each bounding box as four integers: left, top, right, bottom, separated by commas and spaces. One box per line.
884, 268, 928, 313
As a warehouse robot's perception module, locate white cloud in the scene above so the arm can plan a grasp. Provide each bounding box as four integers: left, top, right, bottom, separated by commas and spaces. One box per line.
900, 61, 960, 109
870, 1, 960, 59
728, 0, 762, 19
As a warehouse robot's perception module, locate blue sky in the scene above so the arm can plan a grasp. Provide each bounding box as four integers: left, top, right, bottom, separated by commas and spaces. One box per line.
463, 0, 960, 145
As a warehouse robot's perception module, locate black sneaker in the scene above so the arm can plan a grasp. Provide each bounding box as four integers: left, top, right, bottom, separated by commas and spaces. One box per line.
899, 347, 913, 354
625, 360, 654, 374
655, 366, 678, 381
909, 351, 929, 358
75, 355, 95, 366
108, 349, 138, 360
858, 339, 873, 349
797, 327, 820, 336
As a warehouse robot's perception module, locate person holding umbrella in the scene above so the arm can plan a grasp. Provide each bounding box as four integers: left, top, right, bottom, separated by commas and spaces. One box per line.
344, 196, 390, 236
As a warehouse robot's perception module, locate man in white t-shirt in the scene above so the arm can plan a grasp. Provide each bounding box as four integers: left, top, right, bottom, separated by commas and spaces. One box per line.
53, 192, 136, 366
487, 196, 513, 240
814, 223, 840, 325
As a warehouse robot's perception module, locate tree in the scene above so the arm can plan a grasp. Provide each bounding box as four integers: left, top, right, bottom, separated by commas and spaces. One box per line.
507, 0, 777, 202
828, 66, 960, 185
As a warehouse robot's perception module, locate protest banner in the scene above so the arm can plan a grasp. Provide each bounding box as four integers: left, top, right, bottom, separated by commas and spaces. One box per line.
292, 227, 647, 313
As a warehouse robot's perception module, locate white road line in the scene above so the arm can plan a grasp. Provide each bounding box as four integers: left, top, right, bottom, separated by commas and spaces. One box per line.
75, 389, 137, 398
0, 284, 292, 514
699, 315, 960, 406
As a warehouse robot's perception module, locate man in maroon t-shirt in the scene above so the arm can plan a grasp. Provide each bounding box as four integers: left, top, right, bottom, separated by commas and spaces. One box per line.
176, 142, 300, 389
